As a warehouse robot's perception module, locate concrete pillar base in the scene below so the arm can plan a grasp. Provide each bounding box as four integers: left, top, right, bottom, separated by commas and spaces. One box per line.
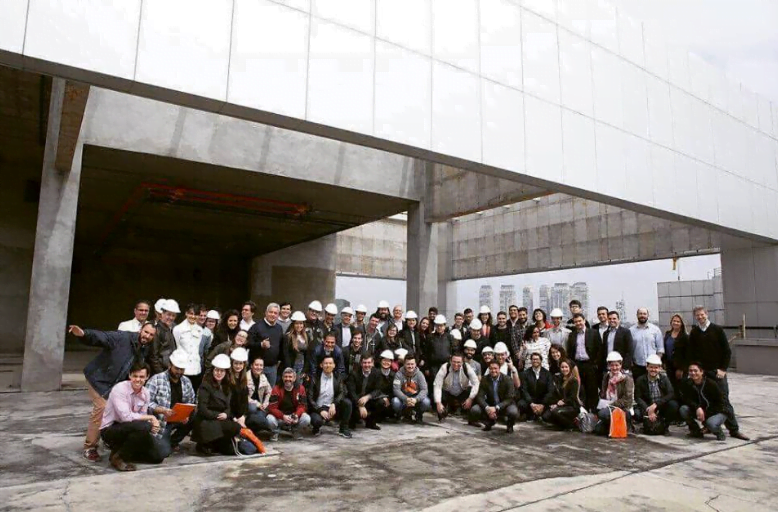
721, 239, 778, 327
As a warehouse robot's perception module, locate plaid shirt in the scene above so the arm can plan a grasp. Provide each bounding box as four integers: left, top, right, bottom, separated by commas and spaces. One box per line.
145, 371, 196, 436
648, 377, 662, 404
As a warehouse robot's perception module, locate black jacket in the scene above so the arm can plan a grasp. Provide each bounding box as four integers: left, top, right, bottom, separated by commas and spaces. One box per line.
80, 329, 149, 398
400, 328, 421, 356
334, 323, 355, 349
634, 373, 675, 413
377, 336, 405, 357
149, 321, 176, 375
476, 374, 515, 410
679, 377, 724, 416
600, 326, 634, 369
192, 379, 233, 444
309, 344, 346, 378
426, 332, 454, 367
489, 325, 511, 347
545, 374, 580, 408
566, 328, 603, 371
668, 330, 690, 371
687, 323, 730, 373
347, 367, 393, 402
343, 344, 365, 375
306, 371, 348, 412
520, 367, 553, 404
247, 320, 284, 367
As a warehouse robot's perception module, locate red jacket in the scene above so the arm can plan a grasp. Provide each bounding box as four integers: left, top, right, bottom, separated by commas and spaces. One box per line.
267, 383, 307, 419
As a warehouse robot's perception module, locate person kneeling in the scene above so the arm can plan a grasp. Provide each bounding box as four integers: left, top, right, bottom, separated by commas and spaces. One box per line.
307, 355, 353, 438
469, 361, 519, 433
348, 353, 394, 430
392, 354, 431, 424
266, 368, 311, 441
634, 354, 679, 435
518, 352, 553, 421
191, 354, 243, 455
679, 362, 728, 441
433, 353, 479, 421
541, 359, 581, 430
595, 352, 634, 435
100, 361, 162, 471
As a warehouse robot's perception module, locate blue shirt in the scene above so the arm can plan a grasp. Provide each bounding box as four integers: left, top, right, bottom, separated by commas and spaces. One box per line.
629, 323, 664, 366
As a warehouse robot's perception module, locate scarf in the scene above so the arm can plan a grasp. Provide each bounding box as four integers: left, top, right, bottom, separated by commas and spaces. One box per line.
606, 372, 625, 401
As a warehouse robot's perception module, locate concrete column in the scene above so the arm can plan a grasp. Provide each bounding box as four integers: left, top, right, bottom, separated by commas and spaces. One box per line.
720, 238, 778, 327
406, 161, 438, 313
21, 79, 83, 392
437, 220, 456, 319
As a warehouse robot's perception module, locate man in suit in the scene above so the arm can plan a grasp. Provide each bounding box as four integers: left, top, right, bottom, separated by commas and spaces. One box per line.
601, 311, 634, 371
307, 355, 353, 438
517, 352, 553, 421
468, 361, 519, 433
347, 353, 392, 430
566, 313, 602, 412
343, 331, 365, 376
591, 306, 610, 341
335, 307, 355, 349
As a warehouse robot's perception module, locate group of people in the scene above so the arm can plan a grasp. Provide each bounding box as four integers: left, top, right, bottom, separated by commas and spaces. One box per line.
73, 296, 749, 472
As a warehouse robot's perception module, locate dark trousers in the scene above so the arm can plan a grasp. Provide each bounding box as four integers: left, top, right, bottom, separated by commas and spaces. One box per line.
246, 410, 269, 434
517, 398, 546, 419
350, 396, 391, 427
311, 398, 353, 430
148, 421, 193, 461
634, 399, 680, 425
200, 420, 242, 455
441, 389, 472, 413
632, 365, 647, 382
542, 405, 578, 429
577, 360, 599, 411
705, 371, 740, 433
188, 373, 203, 393
101, 420, 163, 464
468, 403, 519, 427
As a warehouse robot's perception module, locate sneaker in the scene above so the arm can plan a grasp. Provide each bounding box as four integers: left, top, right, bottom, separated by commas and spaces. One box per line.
270, 433, 279, 442
687, 430, 704, 439
292, 429, 302, 441
506, 424, 514, 434
83, 448, 101, 462
312, 427, 321, 437
415, 414, 424, 425
365, 422, 381, 430
715, 431, 726, 442
338, 428, 353, 439
482, 424, 493, 432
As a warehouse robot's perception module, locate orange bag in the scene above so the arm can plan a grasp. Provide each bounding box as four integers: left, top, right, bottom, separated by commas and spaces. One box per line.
608, 407, 628, 438
240, 428, 266, 454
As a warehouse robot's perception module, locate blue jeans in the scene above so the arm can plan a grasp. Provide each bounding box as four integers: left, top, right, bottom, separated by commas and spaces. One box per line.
391, 396, 431, 417
246, 403, 269, 433
264, 364, 279, 387
679, 405, 727, 434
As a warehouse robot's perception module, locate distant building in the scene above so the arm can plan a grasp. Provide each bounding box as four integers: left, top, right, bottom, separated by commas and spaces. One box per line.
499, 285, 516, 314
657, 268, 724, 328
571, 282, 590, 318
539, 285, 550, 313
479, 284, 493, 313
522, 286, 534, 313
615, 298, 627, 324
550, 283, 571, 313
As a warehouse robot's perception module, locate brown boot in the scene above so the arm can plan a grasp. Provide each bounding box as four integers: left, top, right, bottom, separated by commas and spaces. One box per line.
109, 451, 136, 472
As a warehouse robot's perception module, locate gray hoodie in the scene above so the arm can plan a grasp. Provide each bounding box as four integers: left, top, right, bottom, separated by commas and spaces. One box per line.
393, 367, 428, 400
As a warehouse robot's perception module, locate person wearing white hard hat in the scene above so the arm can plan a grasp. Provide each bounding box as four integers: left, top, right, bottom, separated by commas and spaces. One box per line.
192, 354, 242, 455
266, 367, 311, 441
594, 351, 634, 435
145, 348, 197, 459
277, 302, 293, 333
633, 354, 678, 435
400, 310, 420, 355
247, 303, 284, 386
173, 303, 206, 392
148, 299, 180, 375
347, 353, 390, 430
153, 298, 167, 320
480, 346, 495, 377
204, 310, 220, 332
450, 329, 462, 342
353, 304, 368, 332
284, 311, 311, 383
336, 307, 354, 348
323, 303, 339, 338
546, 308, 571, 347
494, 342, 521, 390
392, 353, 431, 424
433, 352, 479, 421
462, 339, 481, 376
469, 360, 519, 433
478, 305, 493, 339
225, 348, 249, 432
424, 315, 454, 390
374, 300, 391, 333
118, 299, 151, 333
305, 300, 326, 347
240, 301, 257, 332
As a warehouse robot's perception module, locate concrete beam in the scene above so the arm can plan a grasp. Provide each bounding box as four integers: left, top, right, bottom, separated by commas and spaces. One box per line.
21, 78, 83, 392
54, 81, 89, 172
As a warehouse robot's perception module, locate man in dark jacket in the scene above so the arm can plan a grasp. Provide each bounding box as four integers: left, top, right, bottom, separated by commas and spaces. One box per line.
469, 360, 519, 432
247, 303, 284, 385
307, 355, 352, 438
309, 333, 346, 378
148, 299, 179, 375
489, 311, 512, 347
679, 361, 728, 440
687, 306, 749, 440
634, 354, 678, 433
343, 331, 365, 375
347, 353, 392, 430
69, 322, 155, 462
566, 314, 602, 412
518, 352, 553, 421
424, 315, 454, 388
601, 311, 634, 371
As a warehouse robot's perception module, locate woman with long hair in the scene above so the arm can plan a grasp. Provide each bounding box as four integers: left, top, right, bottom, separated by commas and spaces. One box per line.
205, 330, 248, 372
542, 359, 581, 430
226, 348, 249, 429
522, 325, 552, 370
478, 306, 493, 339
548, 345, 576, 376
532, 308, 552, 331
214, 309, 241, 346
665, 313, 689, 395
192, 354, 242, 455
284, 311, 310, 384
379, 323, 403, 354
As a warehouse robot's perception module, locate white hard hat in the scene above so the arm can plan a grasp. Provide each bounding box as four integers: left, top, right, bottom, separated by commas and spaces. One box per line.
481, 346, 494, 354
469, 319, 483, 330
341, 307, 354, 315
380, 350, 395, 360
606, 351, 624, 363
378, 300, 390, 309
206, 310, 220, 320
464, 339, 477, 349
494, 342, 509, 354
434, 314, 447, 325
479, 305, 491, 314
324, 303, 338, 315
154, 298, 167, 314
290, 311, 305, 322
450, 329, 462, 341
394, 348, 408, 359
163, 299, 181, 314
212, 354, 231, 369
550, 308, 564, 318
355, 304, 368, 313
169, 349, 188, 369
230, 347, 249, 362
308, 300, 323, 312
405, 310, 418, 320
646, 354, 663, 366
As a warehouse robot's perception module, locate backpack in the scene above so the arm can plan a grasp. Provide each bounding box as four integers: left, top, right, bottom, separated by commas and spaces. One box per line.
576, 407, 598, 433
642, 416, 666, 435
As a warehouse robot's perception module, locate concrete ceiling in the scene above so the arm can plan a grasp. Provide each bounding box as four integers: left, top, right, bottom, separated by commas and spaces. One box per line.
77, 146, 412, 258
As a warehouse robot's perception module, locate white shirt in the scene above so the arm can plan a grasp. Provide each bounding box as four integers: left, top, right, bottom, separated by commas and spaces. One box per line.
698, 320, 711, 332
341, 325, 352, 348
316, 373, 335, 408
393, 319, 403, 331
172, 320, 204, 375
598, 323, 608, 339
240, 319, 255, 332
117, 318, 142, 332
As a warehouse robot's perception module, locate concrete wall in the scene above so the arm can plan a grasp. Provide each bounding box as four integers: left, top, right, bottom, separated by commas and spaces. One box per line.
4, 1, 777, 241
657, 271, 724, 328
721, 239, 778, 327
336, 217, 406, 279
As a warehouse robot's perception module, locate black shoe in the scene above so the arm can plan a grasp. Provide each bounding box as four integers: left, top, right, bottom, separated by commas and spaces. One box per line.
312, 427, 321, 437
662, 426, 672, 436
687, 430, 704, 439
506, 424, 514, 434
365, 422, 381, 430
467, 421, 482, 428
415, 414, 424, 425
730, 431, 750, 441
196, 444, 213, 456
482, 424, 493, 432
338, 428, 353, 439
715, 431, 726, 441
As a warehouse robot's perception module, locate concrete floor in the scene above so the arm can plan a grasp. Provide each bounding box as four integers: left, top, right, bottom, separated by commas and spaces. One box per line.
0, 373, 775, 512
